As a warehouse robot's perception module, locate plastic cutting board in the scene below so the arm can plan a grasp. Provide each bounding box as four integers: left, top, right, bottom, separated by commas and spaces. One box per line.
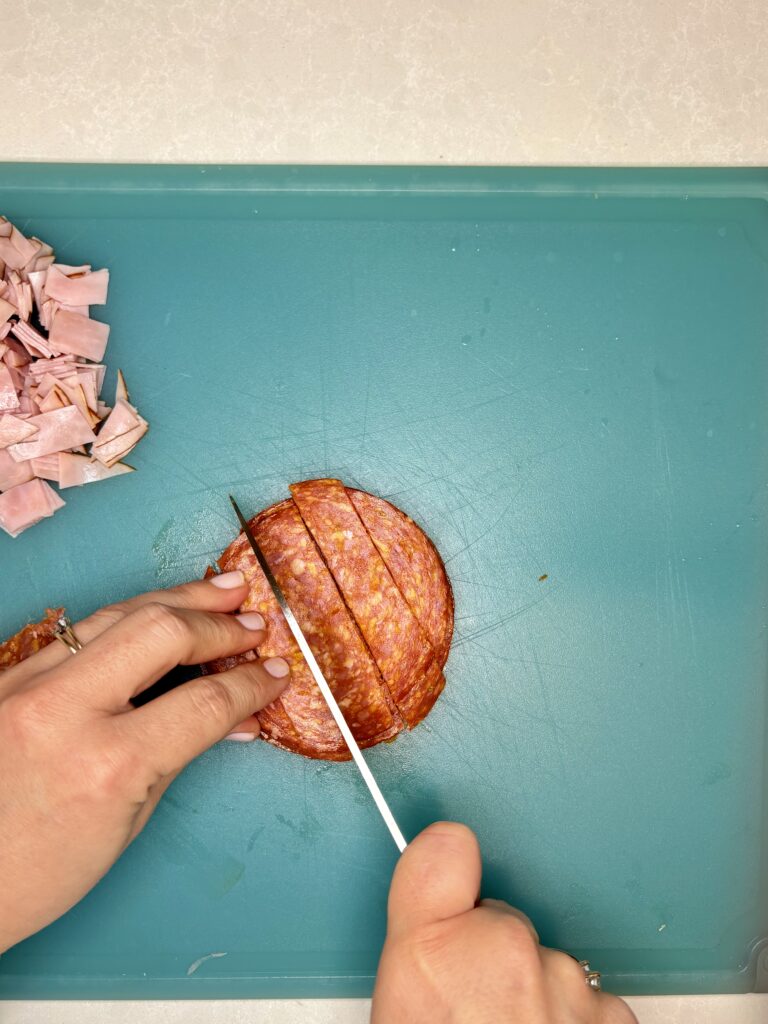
0, 166, 767, 998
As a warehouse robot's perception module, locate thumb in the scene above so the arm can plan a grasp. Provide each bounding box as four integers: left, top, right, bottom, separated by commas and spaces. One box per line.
387, 821, 481, 939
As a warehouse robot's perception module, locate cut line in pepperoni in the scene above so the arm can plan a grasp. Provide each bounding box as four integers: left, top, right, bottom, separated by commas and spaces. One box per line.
348, 488, 453, 669
290, 479, 445, 730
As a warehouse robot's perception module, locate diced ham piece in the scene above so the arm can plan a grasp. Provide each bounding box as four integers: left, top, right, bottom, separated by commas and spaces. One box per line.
53, 264, 91, 275
92, 364, 106, 393
76, 367, 99, 412
3, 338, 31, 367
115, 369, 129, 403
10, 320, 60, 359
27, 269, 47, 312
38, 298, 55, 331
0, 363, 19, 411
44, 265, 109, 306
0, 478, 64, 537
0, 414, 38, 449
0, 297, 14, 323
48, 309, 109, 361
30, 240, 54, 266
5, 364, 23, 393
31, 454, 60, 482
38, 387, 68, 413
26, 354, 77, 379
8, 406, 96, 462
0, 449, 34, 491
0, 236, 26, 271
17, 394, 40, 415
5, 272, 32, 321
58, 453, 134, 488
33, 373, 59, 400
91, 398, 148, 467
34, 254, 55, 273
94, 397, 141, 439
91, 421, 147, 467
10, 226, 40, 267
57, 376, 100, 426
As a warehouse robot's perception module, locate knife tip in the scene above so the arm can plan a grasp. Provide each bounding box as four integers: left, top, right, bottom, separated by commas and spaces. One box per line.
229, 494, 248, 528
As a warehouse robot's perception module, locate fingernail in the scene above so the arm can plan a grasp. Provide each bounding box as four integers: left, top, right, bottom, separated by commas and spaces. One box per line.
224, 731, 257, 742
211, 569, 246, 589
264, 656, 290, 678
237, 611, 265, 631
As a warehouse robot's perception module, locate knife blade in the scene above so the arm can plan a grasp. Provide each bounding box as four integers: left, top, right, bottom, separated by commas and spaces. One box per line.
229, 495, 407, 853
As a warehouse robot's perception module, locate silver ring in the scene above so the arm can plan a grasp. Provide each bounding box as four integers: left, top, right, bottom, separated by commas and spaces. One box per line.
53, 615, 84, 655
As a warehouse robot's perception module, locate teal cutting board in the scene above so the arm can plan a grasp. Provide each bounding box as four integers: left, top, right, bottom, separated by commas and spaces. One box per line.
1, 167, 767, 998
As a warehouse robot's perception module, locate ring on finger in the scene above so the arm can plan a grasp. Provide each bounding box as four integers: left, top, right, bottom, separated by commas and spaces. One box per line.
557, 951, 602, 991
53, 616, 85, 656
578, 961, 602, 991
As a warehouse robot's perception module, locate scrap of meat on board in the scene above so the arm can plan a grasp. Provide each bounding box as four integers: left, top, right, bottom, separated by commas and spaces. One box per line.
0, 607, 63, 672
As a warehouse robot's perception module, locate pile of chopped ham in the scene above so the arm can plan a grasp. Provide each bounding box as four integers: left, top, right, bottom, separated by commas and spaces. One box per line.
0, 218, 146, 538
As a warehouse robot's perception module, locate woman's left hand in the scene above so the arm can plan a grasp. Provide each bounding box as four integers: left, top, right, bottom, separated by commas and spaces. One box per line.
0, 572, 289, 953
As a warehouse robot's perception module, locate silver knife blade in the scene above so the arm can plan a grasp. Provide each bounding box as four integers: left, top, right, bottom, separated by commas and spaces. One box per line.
229, 495, 407, 853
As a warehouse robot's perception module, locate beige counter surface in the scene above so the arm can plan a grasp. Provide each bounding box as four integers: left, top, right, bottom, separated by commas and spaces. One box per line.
3, 0, 767, 165
1, 2, 767, 1022
2, 996, 768, 1024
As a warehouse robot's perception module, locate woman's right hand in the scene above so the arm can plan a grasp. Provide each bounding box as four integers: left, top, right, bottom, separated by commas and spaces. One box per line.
373, 822, 638, 1023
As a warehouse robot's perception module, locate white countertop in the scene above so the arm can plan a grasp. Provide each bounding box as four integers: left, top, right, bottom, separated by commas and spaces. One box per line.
3, 0, 767, 165
2, 996, 768, 1024
2, 1, 767, 1022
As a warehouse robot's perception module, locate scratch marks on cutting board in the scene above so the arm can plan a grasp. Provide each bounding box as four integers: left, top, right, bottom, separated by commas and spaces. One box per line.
358, 367, 372, 465
452, 592, 551, 649
653, 414, 698, 663
246, 825, 266, 853
444, 479, 528, 567
186, 951, 228, 977
139, 371, 193, 402
151, 800, 246, 899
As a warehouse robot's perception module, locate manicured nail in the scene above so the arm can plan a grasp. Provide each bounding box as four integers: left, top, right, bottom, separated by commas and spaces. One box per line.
264, 656, 290, 678
211, 569, 245, 589
237, 611, 265, 631
224, 731, 257, 742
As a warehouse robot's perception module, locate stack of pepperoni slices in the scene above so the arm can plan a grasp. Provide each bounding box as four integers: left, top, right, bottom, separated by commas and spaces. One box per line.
207, 478, 453, 760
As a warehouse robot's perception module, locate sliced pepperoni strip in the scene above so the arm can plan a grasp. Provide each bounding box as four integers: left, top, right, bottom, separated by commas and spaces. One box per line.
348, 488, 454, 668
290, 478, 445, 729
204, 554, 305, 757
252, 499, 402, 755
0, 607, 63, 672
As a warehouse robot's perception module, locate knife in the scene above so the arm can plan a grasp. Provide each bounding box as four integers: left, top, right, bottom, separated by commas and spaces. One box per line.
229, 495, 407, 853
